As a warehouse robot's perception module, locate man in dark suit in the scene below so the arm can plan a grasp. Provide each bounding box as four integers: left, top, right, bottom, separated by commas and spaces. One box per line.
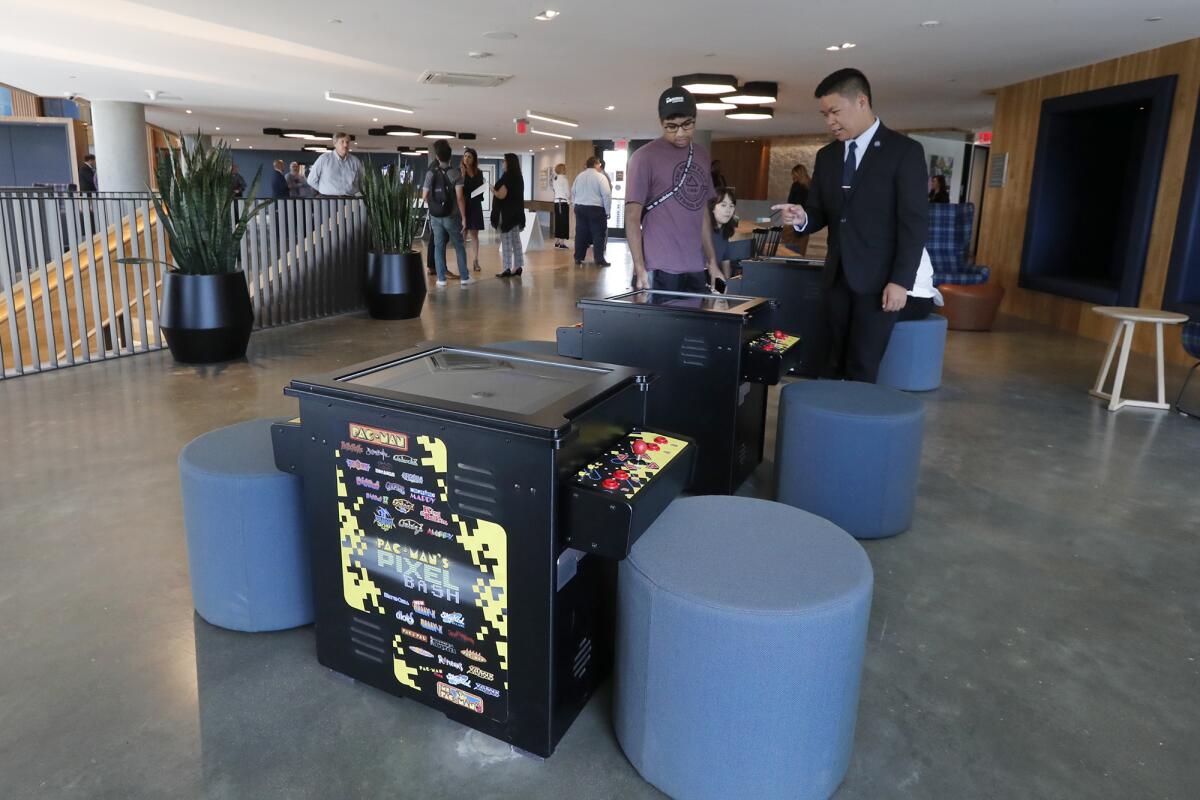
79, 155, 98, 192
773, 68, 927, 382
269, 159, 290, 199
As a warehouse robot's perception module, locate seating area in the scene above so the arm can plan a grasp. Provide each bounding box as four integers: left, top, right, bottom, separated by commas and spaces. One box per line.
927, 203, 1006, 331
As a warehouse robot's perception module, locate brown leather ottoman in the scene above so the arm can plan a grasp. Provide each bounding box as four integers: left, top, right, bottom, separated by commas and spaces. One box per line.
940, 283, 1005, 331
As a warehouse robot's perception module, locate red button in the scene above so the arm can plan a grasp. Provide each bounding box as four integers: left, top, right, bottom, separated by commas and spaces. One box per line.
631, 440, 649, 455
647, 443, 660, 451
601, 478, 620, 490
654, 436, 668, 444
613, 470, 630, 480
763, 343, 775, 351
775, 330, 785, 338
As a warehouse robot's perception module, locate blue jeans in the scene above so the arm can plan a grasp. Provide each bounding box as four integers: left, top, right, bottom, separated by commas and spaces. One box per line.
429, 213, 467, 280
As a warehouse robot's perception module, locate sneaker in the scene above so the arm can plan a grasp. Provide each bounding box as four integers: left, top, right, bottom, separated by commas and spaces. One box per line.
460, 276, 473, 286
513, 268, 523, 276
496, 269, 513, 278
574, 261, 583, 267
436, 279, 447, 287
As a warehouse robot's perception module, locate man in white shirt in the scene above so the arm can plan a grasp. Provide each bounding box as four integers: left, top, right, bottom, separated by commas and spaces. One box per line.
307, 133, 363, 197
571, 157, 612, 266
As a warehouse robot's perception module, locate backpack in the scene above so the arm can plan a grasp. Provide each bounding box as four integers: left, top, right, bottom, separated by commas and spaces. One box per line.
428, 165, 456, 217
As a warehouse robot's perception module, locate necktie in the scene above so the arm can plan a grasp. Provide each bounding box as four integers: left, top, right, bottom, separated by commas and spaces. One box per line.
842, 141, 857, 191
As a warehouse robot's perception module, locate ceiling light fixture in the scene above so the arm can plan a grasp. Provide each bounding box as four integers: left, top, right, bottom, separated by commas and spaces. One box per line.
482, 31, 518, 40
422, 130, 456, 139
696, 98, 737, 111
534, 10, 560, 21
722, 81, 778, 104
841, 42, 856, 49
530, 127, 573, 140
185, 109, 192, 114
673, 73, 738, 95
467, 51, 493, 59
328, 18, 342, 24
281, 129, 312, 138
921, 20, 941, 28
214, 126, 221, 131
605, 105, 615, 111
526, 110, 579, 128
324, 91, 413, 114
826, 45, 841, 51
302, 145, 331, 152
725, 106, 774, 121
458, 132, 477, 140
1145, 16, 1163, 22
369, 125, 420, 137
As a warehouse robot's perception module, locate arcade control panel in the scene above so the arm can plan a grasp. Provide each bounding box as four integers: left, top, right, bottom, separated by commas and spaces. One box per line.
743, 330, 801, 384
563, 430, 695, 559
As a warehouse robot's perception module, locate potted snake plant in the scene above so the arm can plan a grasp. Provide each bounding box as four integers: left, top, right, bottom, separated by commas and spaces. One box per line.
361, 160, 426, 319
120, 135, 268, 363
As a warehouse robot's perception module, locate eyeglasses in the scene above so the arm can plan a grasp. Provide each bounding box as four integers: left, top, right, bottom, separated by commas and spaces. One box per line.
663, 119, 696, 133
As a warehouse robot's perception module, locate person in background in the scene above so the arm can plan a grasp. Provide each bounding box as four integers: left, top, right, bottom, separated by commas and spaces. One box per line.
230, 163, 246, 198
929, 174, 950, 203
461, 147, 485, 273
771, 67, 928, 383
551, 163, 570, 249
785, 164, 812, 256
79, 155, 97, 192
626, 86, 721, 292
422, 138, 470, 287
308, 132, 363, 196
493, 152, 526, 278
269, 159, 289, 199
903, 248, 944, 321
597, 158, 614, 191
571, 157, 611, 267
711, 159, 728, 190
286, 162, 309, 198
709, 188, 739, 284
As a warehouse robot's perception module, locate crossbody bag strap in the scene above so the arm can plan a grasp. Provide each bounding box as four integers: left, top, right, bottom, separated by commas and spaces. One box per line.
640, 142, 694, 221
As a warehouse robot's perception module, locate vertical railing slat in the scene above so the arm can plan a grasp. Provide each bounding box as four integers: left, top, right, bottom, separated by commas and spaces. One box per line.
141, 199, 163, 349
80, 196, 106, 360
29, 198, 59, 368
62, 197, 90, 362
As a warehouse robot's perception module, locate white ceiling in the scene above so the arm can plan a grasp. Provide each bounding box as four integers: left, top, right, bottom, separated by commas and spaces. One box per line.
2, 0, 1199, 157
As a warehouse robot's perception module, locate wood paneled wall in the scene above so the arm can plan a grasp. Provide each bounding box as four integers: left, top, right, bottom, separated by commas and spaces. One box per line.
711, 139, 770, 199
977, 37, 1200, 364
0, 82, 41, 117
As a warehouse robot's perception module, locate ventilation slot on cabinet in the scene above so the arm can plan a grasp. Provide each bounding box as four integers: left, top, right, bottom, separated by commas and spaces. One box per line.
454, 463, 498, 519
573, 636, 593, 680
350, 618, 386, 663
737, 441, 749, 467
680, 336, 709, 368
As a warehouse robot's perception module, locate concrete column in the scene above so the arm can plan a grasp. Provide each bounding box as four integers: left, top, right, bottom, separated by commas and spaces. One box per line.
90, 100, 150, 192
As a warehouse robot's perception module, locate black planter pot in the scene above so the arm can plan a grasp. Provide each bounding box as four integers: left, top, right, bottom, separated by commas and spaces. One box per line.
159, 271, 254, 364
365, 251, 427, 320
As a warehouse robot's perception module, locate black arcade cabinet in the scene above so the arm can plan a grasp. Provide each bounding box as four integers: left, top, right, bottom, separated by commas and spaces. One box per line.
578, 290, 798, 495
271, 344, 693, 757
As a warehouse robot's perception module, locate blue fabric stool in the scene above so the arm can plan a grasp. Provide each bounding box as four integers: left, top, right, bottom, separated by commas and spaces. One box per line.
877, 314, 947, 391
775, 381, 925, 539
615, 496, 873, 800
179, 418, 313, 632
483, 339, 559, 356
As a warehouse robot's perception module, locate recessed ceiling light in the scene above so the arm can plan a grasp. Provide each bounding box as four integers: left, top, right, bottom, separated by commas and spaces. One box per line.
674, 73, 738, 95
555, 145, 559, 148
530, 127, 573, 140
841, 42, 856, 49
527, 110, 579, 128
235, 138, 240, 142
726, 106, 774, 121
248, 146, 254, 149
372, 117, 378, 122
534, 10, 560, 21
921, 20, 941, 28
325, 91, 413, 114
722, 82, 778, 105
483, 31, 518, 40
541, 147, 546, 151
185, 109, 192, 114
491, 137, 497, 140
605, 105, 616, 111
214, 126, 220, 130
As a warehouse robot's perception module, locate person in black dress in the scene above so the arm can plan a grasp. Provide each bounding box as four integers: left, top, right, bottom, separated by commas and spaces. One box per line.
786, 164, 811, 256
461, 147, 485, 272
493, 153, 526, 278
928, 174, 950, 203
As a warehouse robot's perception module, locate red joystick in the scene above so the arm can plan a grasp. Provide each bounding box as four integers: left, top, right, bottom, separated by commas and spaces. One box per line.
654, 436, 668, 444
774, 330, 785, 339
601, 478, 620, 490
613, 469, 630, 481
763, 342, 775, 351
647, 443, 660, 451
631, 440, 649, 455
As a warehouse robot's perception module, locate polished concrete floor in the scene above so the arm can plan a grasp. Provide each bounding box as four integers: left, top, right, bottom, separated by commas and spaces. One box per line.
2, 240, 1198, 800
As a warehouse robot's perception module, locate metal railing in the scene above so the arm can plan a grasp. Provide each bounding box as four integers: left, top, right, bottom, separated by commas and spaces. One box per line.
0, 191, 367, 379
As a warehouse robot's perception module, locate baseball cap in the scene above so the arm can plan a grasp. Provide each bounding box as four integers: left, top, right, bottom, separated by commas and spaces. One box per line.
658, 87, 697, 120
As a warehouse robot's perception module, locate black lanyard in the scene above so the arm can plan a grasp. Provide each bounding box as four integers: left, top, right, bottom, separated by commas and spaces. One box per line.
641, 142, 695, 220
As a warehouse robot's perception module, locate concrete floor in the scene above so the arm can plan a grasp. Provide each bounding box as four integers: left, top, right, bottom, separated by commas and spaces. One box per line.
1, 241, 1198, 799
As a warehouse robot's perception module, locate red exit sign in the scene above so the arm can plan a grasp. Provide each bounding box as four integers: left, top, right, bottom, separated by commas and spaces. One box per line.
975, 131, 993, 145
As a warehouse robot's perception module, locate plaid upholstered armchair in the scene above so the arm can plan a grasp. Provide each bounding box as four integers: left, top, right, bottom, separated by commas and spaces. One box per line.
927, 203, 1004, 330
1177, 322, 1200, 418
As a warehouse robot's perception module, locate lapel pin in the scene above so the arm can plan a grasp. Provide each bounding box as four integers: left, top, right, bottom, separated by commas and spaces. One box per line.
874, 141, 881, 147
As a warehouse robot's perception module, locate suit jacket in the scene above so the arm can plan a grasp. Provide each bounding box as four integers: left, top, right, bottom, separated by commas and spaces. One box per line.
802, 123, 928, 293
270, 170, 290, 199
79, 163, 97, 192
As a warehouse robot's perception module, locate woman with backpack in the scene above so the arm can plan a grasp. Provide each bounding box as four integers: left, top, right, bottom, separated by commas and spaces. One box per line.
421, 138, 471, 287
462, 147, 485, 272
493, 153, 526, 278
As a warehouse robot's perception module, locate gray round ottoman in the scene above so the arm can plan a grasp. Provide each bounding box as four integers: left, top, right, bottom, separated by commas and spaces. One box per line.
179, 418, 313, 632
615, 496, 873, 800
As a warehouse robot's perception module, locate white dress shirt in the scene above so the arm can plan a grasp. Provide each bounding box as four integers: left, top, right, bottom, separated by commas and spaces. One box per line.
308, 150, 363, 197
571, 169, 612, 216
908, 248, 944, 305
795, 116, 882, 232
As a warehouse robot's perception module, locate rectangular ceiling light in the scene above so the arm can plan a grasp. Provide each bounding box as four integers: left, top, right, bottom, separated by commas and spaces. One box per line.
526, 110, 579, 128
324, 91, 413, 114
531, 127, 573, 140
